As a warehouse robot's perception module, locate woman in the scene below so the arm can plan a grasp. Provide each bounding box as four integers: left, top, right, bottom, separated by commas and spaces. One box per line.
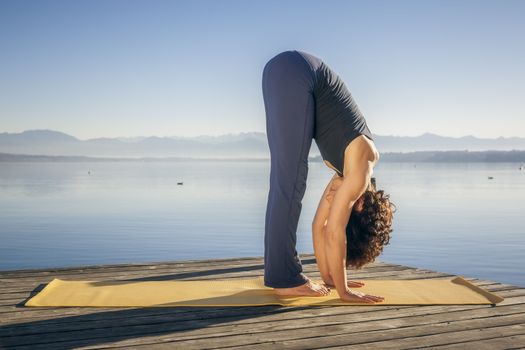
262, 49, 395, 303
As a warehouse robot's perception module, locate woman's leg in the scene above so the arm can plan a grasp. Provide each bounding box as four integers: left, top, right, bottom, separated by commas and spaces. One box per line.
262, 50, 316, 288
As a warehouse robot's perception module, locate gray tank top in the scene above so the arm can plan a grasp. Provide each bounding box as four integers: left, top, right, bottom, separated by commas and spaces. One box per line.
296, 50, 373, 177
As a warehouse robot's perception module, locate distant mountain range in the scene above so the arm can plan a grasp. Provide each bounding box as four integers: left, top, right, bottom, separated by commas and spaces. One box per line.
1, 129, 525, 159
2, 150, 525, 163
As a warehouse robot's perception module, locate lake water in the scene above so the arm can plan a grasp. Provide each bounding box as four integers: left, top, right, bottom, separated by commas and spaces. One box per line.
1, 161, 524, 287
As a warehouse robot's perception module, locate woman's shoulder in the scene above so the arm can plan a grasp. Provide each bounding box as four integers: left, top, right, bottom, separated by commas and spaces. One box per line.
345, 134, 379, 163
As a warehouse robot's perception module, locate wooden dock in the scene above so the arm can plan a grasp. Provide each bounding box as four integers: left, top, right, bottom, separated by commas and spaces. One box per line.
1, 253, 524, 349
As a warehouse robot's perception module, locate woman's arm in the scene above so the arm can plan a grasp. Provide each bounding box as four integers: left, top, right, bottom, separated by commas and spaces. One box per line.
312, 223, 333, 285
324, 159, 371, 297
312, 174, 342, 232
312, 175, 339, 284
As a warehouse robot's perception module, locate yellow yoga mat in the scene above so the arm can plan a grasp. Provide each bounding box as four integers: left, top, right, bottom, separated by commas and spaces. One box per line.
25, 276, 504, 307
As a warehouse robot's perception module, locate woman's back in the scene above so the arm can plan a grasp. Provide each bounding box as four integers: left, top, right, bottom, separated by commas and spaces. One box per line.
295, 50, 374, 177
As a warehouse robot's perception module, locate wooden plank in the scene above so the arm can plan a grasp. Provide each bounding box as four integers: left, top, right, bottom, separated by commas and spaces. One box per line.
0, 255, 273, 275
0, 260, 405, 286
0, 264, 414, 293
1, 253, 390, 279
0, 257, 522, 349
408, 333, 525, 350
0, 259, 273, 280
320, 322, 525, 350
74, 311, 525, 350
1, 288, 523, 349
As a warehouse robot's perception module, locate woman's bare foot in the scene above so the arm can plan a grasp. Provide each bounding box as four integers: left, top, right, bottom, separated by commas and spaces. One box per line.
273, 278, 331, 297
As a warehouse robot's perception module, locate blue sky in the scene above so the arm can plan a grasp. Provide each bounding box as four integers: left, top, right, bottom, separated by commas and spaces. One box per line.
1, 0, 524, 139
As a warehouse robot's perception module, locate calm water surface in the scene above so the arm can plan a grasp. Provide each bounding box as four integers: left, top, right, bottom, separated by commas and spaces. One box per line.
1, 161, 524, 287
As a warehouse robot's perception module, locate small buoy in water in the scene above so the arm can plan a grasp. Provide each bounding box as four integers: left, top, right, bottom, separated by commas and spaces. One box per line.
177, 182, 183, 185
88, 170, 91, 175
488, 176, 494, 180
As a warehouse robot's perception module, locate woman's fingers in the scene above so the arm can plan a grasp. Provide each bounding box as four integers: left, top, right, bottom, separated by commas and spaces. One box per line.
358, 294, 383, 303
343, 289, 384, 303
365, 294, 384, 301
348, 292, 373, 303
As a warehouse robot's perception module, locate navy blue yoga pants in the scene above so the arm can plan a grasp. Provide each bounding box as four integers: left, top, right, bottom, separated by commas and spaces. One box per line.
262, 50, 323, 288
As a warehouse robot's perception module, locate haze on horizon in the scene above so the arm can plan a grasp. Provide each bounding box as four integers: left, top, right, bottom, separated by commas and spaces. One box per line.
1, 0, 524, 140
2, 128, 525, 142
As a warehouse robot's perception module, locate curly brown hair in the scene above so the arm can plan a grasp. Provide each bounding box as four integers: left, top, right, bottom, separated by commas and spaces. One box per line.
345, 187, 396, 269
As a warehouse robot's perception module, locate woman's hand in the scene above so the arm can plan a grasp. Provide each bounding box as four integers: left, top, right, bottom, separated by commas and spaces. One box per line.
324, 176, 344, 203
340, 288, 384, 304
